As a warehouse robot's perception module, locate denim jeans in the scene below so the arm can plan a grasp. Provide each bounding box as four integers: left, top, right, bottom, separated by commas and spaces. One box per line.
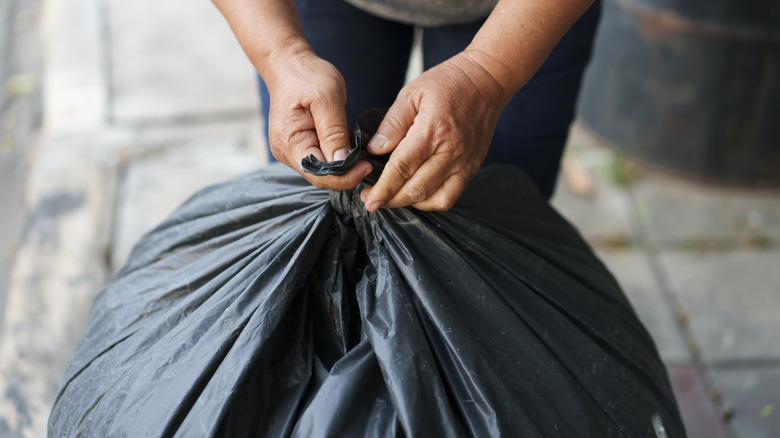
259, 0, 601, 199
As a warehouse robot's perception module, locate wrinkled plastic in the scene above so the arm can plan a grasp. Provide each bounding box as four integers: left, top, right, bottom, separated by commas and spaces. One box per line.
300, 108, 390, 184
50, 109, 685, 437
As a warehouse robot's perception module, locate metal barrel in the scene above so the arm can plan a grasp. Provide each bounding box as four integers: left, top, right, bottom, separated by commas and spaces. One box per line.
577, 0, 780, 185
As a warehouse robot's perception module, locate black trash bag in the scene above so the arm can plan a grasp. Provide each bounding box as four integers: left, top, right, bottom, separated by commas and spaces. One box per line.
50, 109, 685, 437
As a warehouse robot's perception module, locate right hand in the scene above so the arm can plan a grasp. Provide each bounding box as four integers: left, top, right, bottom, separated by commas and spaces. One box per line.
264, 45, 372, 190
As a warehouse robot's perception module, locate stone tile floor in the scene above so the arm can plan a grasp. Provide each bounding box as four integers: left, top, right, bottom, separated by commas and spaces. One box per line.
552, 123, 780, 438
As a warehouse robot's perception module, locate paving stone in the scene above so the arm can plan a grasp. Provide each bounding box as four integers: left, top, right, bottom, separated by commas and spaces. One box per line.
668, 365, 730, 438
0, 154, 117, 438
631, 175, 780, 248
659, 251, 780, 363
710, 367, 780, 438
595, 249, 690, 365
552, 133, 635, 245
112, 119, 265, 157
41, 0, 107, 136
109, 0, 257, 124
1, 0, 44, 332
112, 134, 263, 270
0, 164, 25, 329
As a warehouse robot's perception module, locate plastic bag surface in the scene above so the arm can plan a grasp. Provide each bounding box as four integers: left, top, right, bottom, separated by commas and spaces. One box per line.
49, 109, 685, 437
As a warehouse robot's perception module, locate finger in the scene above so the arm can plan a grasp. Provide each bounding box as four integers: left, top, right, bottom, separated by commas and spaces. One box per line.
379, 154, 451, 209
310, 97, 351, 162
270, 104, 319, 165
282, 122, 372, 191
366, 93, 418, 156
360, 185, 372, 205
281, 111, 344, 167
300, 160, 373, 191
364, 127, 430, 212
288, 127, 323, 162
411, 172, 470, 211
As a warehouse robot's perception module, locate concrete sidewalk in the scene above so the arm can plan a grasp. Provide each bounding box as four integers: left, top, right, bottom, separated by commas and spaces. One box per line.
0, 0, 778, 436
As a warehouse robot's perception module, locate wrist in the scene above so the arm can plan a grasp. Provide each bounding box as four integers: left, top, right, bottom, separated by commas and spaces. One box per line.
463, 48, 526, 98
260, 35, 313, 87
453, 50, 517, 109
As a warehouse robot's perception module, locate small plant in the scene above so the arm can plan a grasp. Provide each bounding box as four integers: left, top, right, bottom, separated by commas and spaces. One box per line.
607, 151, 641, 187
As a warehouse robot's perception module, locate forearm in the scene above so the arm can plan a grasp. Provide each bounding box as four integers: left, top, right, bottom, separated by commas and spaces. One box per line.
211, 0, 310, 84
465, 0, 595, 100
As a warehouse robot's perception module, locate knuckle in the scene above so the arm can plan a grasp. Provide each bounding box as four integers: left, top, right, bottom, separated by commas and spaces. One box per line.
318, 125, 349, 146
392, 159, 416, 181
277, 116, 307, 146
431, 117, 457, 145
402, 184, 428, 205
288, 130, 308, 145
382, 114, 405, 132
430, 120, 449, 139
381, 114, 404, 137
313, 78, 346, 103
380, 96, 416, 133
462, 164, 480, 180
429, 196, 456, 211
400, 139, 430, 164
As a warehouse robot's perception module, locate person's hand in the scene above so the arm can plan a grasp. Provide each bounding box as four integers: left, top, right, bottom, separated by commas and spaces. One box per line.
360, 50, 512, 212
264, 45, 372, 189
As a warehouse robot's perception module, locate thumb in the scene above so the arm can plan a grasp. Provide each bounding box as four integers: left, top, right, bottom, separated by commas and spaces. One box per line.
310, 98, 351, 162
367, 96, 417, 155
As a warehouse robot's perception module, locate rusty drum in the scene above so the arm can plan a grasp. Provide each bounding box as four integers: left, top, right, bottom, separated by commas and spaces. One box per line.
577, 0, 780, 185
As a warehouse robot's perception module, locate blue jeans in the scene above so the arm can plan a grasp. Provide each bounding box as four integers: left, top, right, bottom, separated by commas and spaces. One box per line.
259, 0, 601, 199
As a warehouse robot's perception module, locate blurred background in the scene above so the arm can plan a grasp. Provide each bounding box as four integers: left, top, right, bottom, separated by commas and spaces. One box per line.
0, 0, 778, 436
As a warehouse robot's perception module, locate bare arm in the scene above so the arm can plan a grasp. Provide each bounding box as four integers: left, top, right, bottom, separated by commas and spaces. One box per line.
467, 0, 595, 96
361, 0, 595, 211
211, 0, 303, 79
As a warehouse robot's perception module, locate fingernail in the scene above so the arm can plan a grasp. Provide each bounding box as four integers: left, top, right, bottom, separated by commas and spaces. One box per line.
333, 148, 348, 162
367, 134, 387, 151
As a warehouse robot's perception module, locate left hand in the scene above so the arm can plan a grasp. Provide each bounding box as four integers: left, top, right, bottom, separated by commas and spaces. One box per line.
360, 50, 513, 212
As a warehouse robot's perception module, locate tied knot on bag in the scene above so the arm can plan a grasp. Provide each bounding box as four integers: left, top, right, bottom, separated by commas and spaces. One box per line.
300, 108, 392, 218
300, 108, 391, 186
